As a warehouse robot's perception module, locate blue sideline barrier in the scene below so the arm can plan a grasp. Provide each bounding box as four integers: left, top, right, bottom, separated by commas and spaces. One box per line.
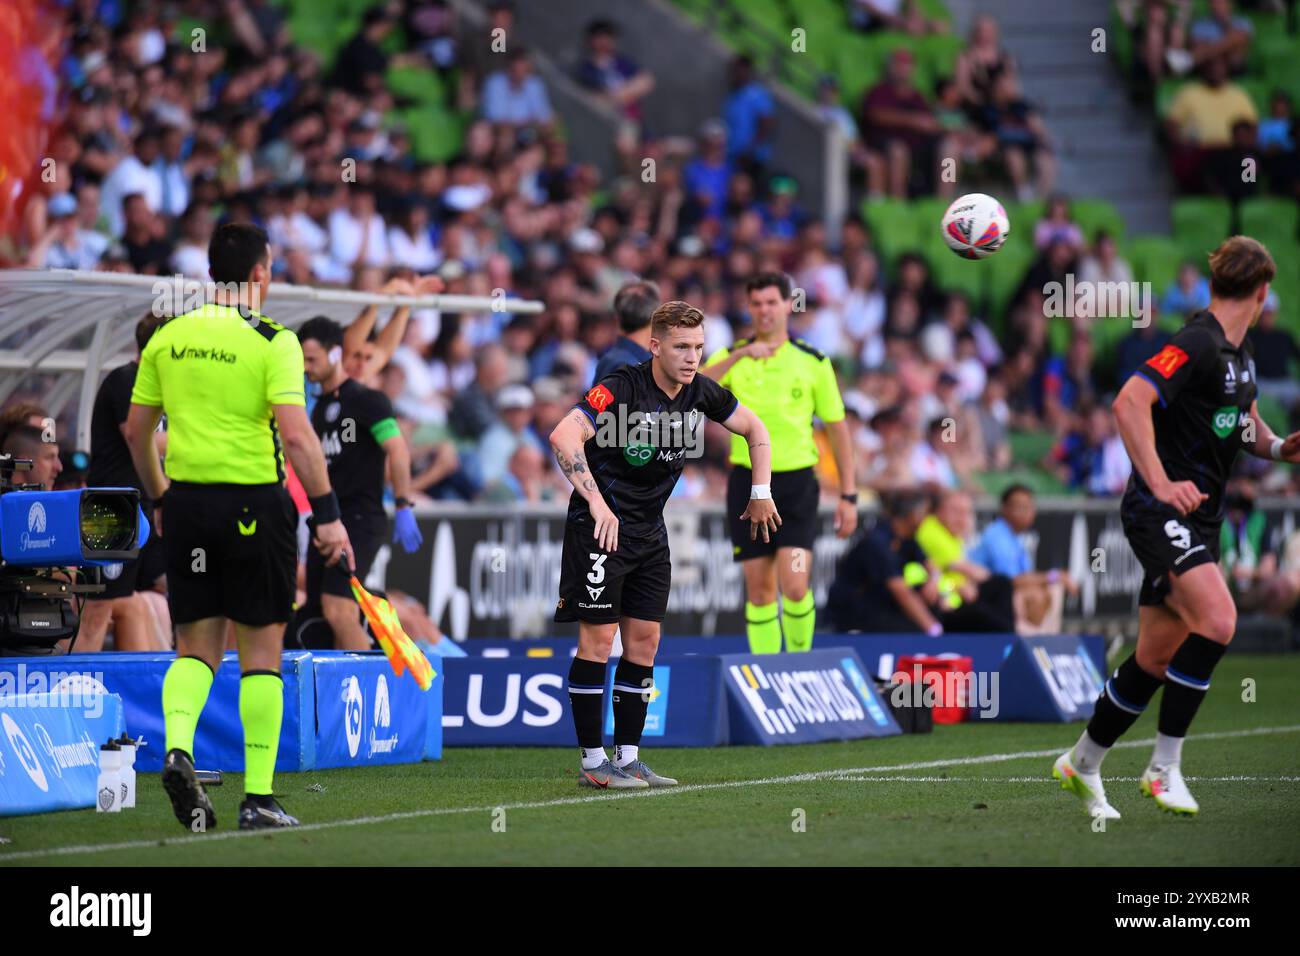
0, 692, 124, 816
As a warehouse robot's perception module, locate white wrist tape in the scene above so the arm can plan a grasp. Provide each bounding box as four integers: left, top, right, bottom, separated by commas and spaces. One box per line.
750, 483, 772, 500
1270, 437, 1284, 461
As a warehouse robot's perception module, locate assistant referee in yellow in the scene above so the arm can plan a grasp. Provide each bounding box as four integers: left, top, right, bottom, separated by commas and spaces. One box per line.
702, 272, 857, 653
126, 222, 351, 831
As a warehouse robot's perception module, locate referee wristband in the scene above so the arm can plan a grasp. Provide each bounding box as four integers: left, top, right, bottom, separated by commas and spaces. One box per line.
309, 491, 341, 524
750, 483, 772, 500
1270, 437, 1285, 461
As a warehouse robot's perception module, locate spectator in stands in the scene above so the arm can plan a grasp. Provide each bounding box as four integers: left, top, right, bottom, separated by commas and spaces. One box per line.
980, 71, 1057, 200
915, 489, 1016, 632
865, 405, 914, 492
955, 15, 1017, 113
1166, 56, 1257, 190
1134, 0, 1194, 83
1188, 0, 1254, 76
1259, 90, 1299, 197
909, 416, 962, 491
1041, 330, 1099, 434
25, 192, 96, 269
1049, 402, 1132, 495
1247, 291, 1300, 407
99, 128, 162, 237
933, 77, 998, 187
120, 192, 172, 275
863, 49, 947, 199
450, 341, 510, 442
849, 0, 948, 35
1161, 260, 1212, 317
594, 280, 659, 382
171, 203, 213, 278
329, 185, 390, 276
333, 7, 396, 96
1078, 230, 1135, 290
724, 56, 776, 176
1033, 194, 1084, 252
457, 0, 516, 112
576, 20, 655, 128
827, 490, 939, 634
1, 424, 62, 490
1204, 117, 1262, 200
815, 75, 888, 199
969, 483, 1078, 633
479, 383, 544, 488
1116, 303, 1172, 383
974, 369, 1014, 472
482, 48, 554, 129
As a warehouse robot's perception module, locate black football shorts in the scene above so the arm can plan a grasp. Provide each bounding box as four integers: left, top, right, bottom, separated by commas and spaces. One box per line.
555, 519, 672, 625
1121, 494, 1221, 607
727, 466, 820, 562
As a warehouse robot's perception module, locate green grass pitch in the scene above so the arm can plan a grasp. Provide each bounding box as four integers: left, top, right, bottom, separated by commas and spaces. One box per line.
2, 652, 1297, 866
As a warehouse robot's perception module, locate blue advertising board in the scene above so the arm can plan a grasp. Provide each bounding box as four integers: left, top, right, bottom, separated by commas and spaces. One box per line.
0, 692, 124, 816
312, 652, 442, 768
720, 649, 901, 745
994, 634, 1108, 722
441, 654, 727, 747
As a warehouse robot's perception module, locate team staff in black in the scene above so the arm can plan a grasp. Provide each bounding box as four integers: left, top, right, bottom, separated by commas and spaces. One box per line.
80, 312, 168, 651
550, 301, 779, 789
298, 316, 422, 650
1054, 236, 1300, 819
125, 222, 351, 831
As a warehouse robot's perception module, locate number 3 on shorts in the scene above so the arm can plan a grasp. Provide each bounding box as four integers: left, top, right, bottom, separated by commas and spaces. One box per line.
587, 552, 607, 585
1164, 519, 1191, 551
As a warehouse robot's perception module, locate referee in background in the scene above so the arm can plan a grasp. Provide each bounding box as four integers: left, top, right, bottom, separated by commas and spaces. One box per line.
701, 272, 857, 653
126, 222, 351, 831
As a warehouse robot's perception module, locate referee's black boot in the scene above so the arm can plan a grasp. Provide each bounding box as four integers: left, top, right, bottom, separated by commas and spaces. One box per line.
238, 794, 300, 830
161, 748, 217, 831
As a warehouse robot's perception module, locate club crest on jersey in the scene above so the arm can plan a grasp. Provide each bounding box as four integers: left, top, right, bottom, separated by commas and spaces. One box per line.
1146, 344, 1189, 379
586, 384, 615, 413
325, 401, 341, 423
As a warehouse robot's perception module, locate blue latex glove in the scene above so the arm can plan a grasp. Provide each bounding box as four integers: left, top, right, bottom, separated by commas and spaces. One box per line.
393, 506, 423, 553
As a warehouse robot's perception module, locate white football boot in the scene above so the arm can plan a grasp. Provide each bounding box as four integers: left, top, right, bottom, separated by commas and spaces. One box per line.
1053, 749, 1121, 820
1140, 763, 1199, 815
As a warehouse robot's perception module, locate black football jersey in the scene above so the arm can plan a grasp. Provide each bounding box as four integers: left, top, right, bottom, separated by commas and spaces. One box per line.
311, 378, 398, 517
566, 360, 739, 528
1127, 311, 1258, 523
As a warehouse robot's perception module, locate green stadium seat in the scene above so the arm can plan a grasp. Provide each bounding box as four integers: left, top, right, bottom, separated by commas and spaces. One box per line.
739, 0, 790, 37
928, 243, 989, 307
1070, 198, 1126, 243
387, 65, 446, 105
985, 243, 1033, 331
1124, 235, 1184, 298
1240, 197, 1300, 244
1171, 196, 1232, 262
399, 107, 465, 163
861, 198, 924, 270
1008, 430, 1056, 468
915, 34, 964, 85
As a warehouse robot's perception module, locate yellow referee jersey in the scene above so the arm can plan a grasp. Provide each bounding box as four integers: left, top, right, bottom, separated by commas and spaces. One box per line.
130, 303, 305, 484
704, 336, 845, 471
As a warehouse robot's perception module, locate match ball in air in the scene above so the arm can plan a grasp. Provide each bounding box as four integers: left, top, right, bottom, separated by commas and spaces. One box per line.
941, 192, 1010, 259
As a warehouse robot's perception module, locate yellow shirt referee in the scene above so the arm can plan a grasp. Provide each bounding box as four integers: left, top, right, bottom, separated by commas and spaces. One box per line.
702, 272, 857, 653
124, 222, 350, 832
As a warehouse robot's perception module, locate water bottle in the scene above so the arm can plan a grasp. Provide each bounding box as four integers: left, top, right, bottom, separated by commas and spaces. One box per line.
97, 741, 122, 813
116, 733, 138, 809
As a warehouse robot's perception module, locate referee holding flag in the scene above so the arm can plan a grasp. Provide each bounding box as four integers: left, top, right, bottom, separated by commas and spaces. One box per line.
702, 272, 857, 653
126, 222, 351, 831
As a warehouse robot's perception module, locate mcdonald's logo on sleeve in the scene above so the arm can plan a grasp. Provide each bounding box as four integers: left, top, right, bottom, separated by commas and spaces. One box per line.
586, 384, 615, 412
1145, 345, 1189, 379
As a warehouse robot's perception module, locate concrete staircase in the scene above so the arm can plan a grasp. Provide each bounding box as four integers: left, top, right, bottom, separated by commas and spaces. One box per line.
947, 0, 1174, 234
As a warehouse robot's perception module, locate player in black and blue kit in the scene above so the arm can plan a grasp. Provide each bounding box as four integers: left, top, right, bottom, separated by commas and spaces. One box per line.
1054, 236, 1300, 819
549, 301, 780, 789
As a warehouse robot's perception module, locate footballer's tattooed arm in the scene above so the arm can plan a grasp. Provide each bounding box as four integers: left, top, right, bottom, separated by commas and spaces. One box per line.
550, 408, 619, 551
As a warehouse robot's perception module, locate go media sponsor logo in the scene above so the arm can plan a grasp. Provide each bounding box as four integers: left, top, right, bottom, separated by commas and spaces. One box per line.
729, 661, 867, 735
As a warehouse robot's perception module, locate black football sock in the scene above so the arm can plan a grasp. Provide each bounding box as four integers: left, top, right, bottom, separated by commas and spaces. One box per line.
568, 657, 608, 759
1158, 633, 1227, 741
1085, 653, 1165, 748
612, 659, 654, 765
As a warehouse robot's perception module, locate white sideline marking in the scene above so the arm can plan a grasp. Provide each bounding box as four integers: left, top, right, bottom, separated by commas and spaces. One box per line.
832, 775, 1300, 783
2, 723, 1297, 862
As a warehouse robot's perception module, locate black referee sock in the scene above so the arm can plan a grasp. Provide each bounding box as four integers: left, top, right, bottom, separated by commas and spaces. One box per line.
612, 659, 655, 750
1158, 633, 1227, 739
1085, 653, 1165, 748
567, 657, 608, 751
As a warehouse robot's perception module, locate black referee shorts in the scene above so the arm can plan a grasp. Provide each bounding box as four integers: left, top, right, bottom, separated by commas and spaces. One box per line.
727, 466, 820, 562
162, 481, 297, 627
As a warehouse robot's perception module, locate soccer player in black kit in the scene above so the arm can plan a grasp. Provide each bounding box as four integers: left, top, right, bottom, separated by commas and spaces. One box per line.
298, 317, 423, 650
1054, 237, 1300, 818
550, 301, 780, 789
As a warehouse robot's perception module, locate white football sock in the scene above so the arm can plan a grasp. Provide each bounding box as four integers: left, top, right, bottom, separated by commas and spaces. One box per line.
581, 747, 608, 770
1152, 732, 1183, 767
1072, 730, 1109, 774
613, 744, 639, 767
